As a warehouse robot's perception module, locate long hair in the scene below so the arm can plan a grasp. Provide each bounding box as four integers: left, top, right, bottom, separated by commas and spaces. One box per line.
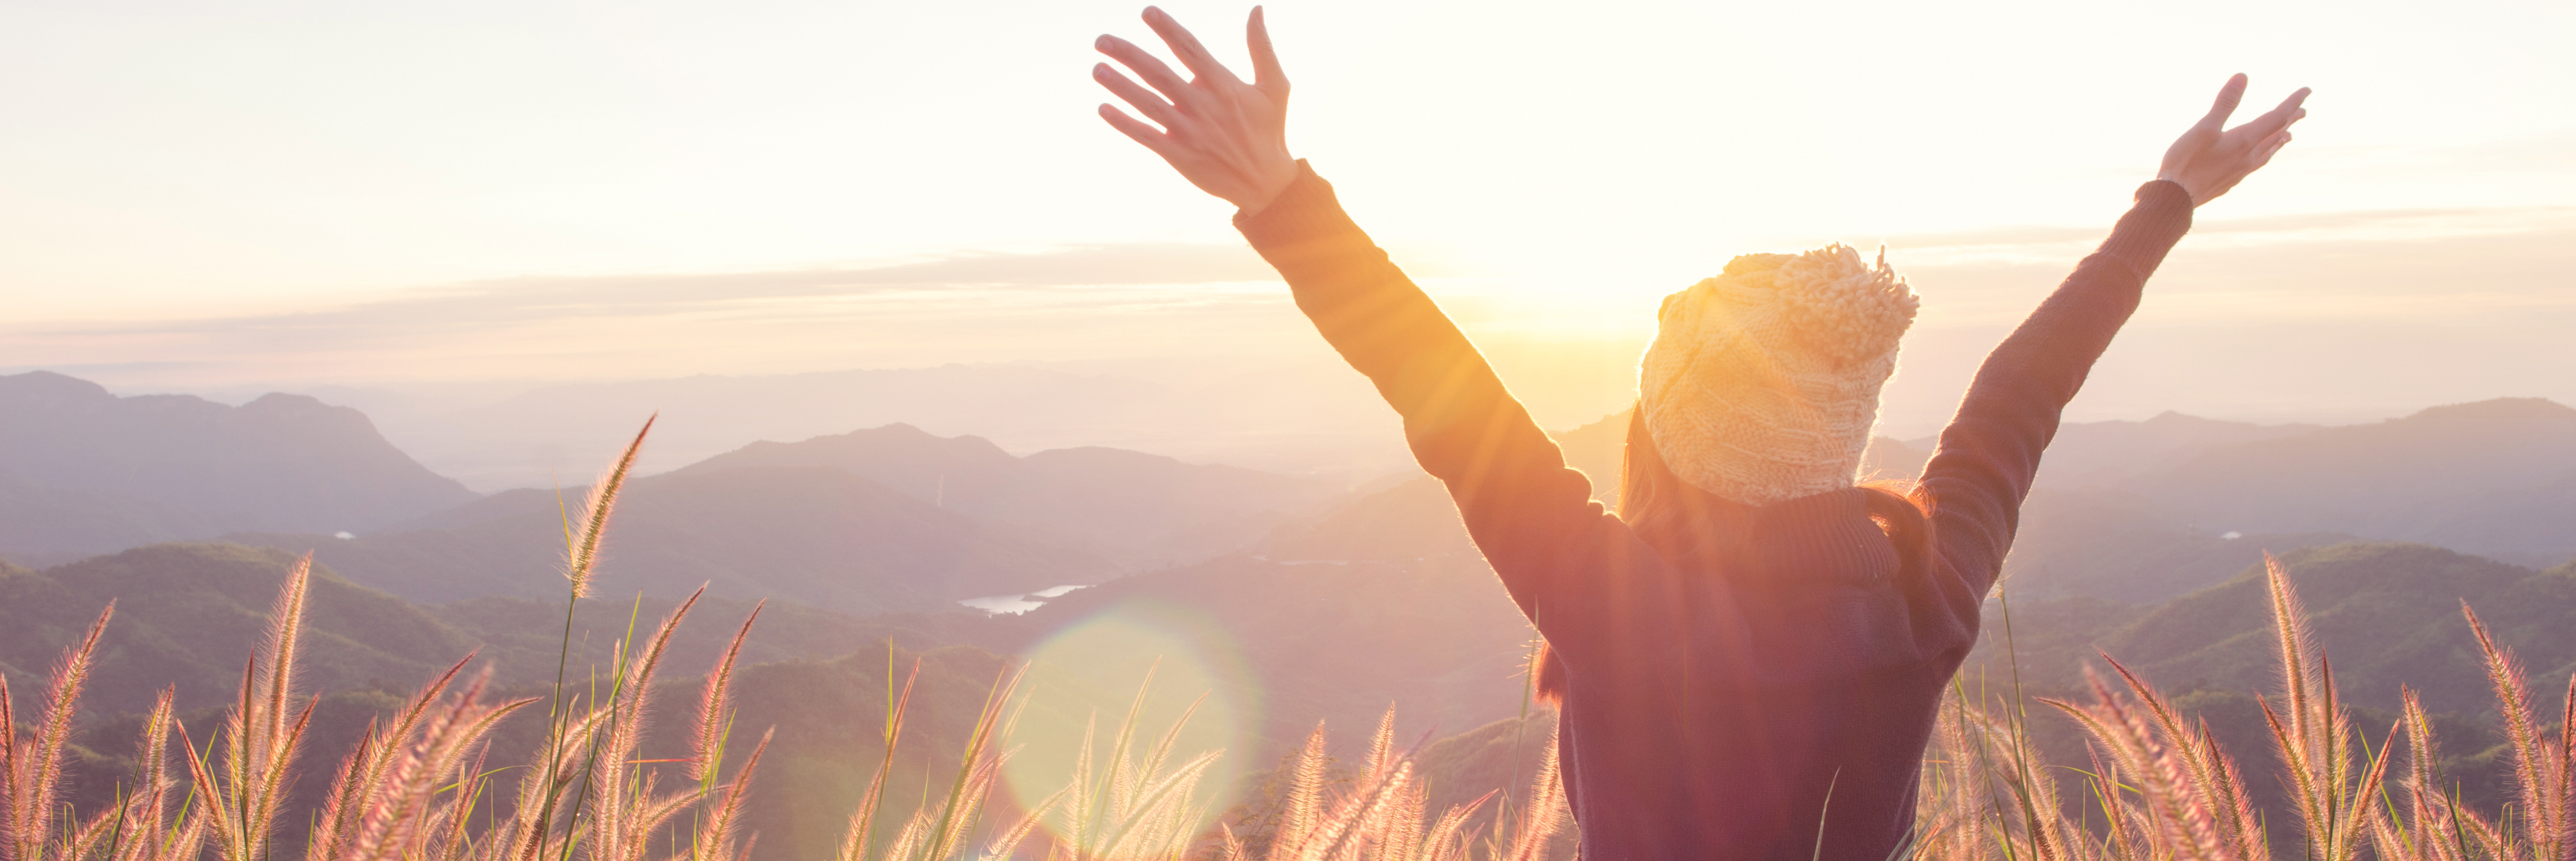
1530, 405, 1933, 704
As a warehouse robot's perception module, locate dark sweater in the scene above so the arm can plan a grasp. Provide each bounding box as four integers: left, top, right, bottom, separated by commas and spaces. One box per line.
1236, 163, 2194, 860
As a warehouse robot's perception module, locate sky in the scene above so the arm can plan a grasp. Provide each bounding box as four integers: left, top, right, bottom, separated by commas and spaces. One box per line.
1, 0, 2572, 475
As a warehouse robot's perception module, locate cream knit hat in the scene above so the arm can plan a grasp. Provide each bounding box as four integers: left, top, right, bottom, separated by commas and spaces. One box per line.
1636, 244, 1919, 506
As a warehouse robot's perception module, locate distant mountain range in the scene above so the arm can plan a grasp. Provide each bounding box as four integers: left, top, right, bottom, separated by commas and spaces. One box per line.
225, 423, 1340, 614
676, 423, 1342, 567
330, 360, 1413, 492
7, 365, 2575, 618
230, 466, 1124, 613
0, 372, 477, 557
2129, 398, 2576, 552
1, 371, 1348, 614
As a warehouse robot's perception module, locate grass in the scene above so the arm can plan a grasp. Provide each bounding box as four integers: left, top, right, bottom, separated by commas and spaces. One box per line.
1916, 553, 2576, 860
3, 418, 2571, 859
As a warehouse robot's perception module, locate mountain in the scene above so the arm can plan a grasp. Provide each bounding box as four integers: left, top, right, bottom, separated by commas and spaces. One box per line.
234, 463, 1125, 614
229, 423, 1345, 614
2128, 398, 2576, 555
359, 360, 1414, 492
675, 423, 1344, 567
0, 470, 228, 563
0, 372, 478, 555
1989, 487, 2362, 602
1262, 476, 1474, 563
2004, 411, 2320, 489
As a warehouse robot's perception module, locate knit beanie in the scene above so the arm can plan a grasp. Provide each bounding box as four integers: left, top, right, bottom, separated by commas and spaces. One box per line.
1636, 244, 1919, 506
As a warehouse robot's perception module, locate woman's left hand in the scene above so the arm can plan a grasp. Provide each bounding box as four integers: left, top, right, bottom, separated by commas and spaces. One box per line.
1093, 6, 1299, 214
2156, 74, 2312, 207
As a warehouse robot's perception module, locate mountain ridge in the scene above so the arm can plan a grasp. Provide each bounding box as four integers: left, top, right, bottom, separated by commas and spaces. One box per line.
0, 371, 478, 553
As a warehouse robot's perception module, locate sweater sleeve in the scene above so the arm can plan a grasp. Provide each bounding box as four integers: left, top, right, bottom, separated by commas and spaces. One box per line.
1919, 180, 2194, 601
1235, 162, 1613, 613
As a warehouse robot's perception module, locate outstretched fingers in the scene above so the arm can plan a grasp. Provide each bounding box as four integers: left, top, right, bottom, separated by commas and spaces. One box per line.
2236, 87, 2314, 138
1247, 7, 1288, 97
1096, 35, 1196, 105
1094, 63, 1184, 129
2198, 73, 2250, 131
1099, 104, 1174, 155
1144, 6, 1241, 85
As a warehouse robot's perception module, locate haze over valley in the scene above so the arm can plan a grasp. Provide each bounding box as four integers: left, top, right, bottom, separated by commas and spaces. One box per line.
7, 359, 2576, 856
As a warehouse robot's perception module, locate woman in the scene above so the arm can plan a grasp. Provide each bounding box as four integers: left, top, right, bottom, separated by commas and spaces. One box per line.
1091, 7, 2307, 857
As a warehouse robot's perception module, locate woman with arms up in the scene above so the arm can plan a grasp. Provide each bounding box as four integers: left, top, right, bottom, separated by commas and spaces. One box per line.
1091, 8, 2307, 857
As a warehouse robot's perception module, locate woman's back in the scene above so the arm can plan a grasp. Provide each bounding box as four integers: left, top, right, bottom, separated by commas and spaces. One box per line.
1551, 488, 1944, 857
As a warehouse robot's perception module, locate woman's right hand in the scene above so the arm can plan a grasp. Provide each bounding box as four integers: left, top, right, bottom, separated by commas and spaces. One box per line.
1093, 7, 1299, 214
2156, 74, 2312, 206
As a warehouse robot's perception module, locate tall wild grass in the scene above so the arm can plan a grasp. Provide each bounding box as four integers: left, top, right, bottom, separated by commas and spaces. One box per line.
1916, 553, 2576, 860
1, 417, 2568, 858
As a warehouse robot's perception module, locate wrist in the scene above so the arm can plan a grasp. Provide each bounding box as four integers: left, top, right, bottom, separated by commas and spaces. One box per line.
1232, 160, 1338, 241
1232, 156, 1300, 216
2150, 174, 2204, 207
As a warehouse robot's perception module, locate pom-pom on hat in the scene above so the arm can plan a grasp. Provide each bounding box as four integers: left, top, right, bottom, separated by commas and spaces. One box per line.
1636, 243, 1919, 506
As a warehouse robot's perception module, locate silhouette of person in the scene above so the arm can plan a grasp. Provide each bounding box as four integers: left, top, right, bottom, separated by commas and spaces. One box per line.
1091, 8, 2306, 857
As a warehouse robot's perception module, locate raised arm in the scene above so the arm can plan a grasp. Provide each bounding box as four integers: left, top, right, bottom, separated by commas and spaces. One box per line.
1922, 75, 2311, 597
1092, 7, 1613, 607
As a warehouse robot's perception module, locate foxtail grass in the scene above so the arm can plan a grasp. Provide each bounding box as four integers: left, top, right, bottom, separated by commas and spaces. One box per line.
1917, 551, 2576, 861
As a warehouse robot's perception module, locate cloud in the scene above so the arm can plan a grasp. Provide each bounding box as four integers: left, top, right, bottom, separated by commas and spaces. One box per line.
2298, 130, 2576, 174
1885, 205, 2576, 268
0, 241, 1308, 387
7, 212, 2573, 432
21, 242, 1279, 339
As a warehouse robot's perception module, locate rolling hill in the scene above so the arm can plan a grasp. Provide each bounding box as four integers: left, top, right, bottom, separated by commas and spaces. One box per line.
2126, 398, 2576, 557
226, 422, 1347, 614
676, 422, 1344, 567
0, 542, 944, 715
233, 464, 1126, 614
0, 371, 478, 556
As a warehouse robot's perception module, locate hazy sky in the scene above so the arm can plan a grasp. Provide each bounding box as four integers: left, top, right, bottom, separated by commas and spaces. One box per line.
2, 0, 2571, 443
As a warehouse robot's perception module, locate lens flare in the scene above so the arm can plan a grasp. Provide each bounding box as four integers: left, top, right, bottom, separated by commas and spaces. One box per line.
1003, 599, 1263, 842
